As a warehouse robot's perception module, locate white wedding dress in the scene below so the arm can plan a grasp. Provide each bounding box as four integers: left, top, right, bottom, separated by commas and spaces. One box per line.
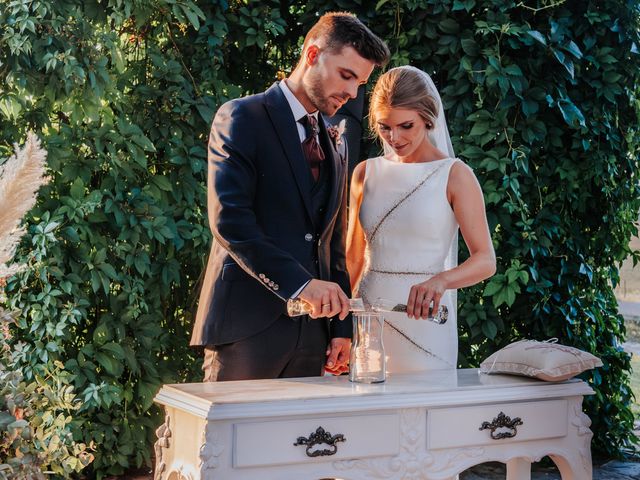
357, 155, 460, 373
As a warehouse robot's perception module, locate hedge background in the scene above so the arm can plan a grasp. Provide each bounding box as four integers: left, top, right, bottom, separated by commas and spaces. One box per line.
1, 0, 639, 476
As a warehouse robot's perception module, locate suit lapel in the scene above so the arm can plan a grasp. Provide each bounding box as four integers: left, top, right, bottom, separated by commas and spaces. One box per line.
318, 115, 345, 232
263, 83, 315, 225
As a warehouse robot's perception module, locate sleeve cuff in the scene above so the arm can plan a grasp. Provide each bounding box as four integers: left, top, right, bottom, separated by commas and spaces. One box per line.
290, 279, 311, 300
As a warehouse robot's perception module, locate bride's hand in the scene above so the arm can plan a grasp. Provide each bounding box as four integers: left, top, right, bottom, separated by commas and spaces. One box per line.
407, 275, 448, 320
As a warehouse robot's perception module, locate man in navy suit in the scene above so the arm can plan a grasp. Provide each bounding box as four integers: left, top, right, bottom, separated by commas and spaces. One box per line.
192, 12, 389, 381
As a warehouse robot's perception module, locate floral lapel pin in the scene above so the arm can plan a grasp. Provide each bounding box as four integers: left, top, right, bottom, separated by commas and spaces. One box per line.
327, 119, 346, 149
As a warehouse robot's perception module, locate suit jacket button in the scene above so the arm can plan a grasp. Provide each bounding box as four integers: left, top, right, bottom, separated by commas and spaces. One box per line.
305, 233, 313, 242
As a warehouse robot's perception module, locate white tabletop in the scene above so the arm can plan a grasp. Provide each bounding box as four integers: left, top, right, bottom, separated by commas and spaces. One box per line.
155, 369, 594, 420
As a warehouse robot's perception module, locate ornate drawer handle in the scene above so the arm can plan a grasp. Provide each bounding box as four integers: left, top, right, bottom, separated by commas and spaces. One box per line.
293, 426, 346, 457
479, 411, 523, 440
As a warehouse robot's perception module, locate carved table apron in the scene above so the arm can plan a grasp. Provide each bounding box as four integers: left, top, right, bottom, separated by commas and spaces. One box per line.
153, 368, 594, 480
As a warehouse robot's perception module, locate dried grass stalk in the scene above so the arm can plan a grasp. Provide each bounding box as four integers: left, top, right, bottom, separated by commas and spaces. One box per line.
0, 132, 49, 277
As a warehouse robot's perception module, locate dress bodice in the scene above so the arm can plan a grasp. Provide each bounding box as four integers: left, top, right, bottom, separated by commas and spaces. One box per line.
357, 156, 460, 372
359, 156, 459, 276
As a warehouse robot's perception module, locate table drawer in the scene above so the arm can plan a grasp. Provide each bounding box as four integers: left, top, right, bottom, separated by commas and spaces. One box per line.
234, 412, 399, 468
427, 399, 567, 450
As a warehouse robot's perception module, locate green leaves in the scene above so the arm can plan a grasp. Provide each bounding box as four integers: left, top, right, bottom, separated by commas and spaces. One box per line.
453, 0, 476, 12
439, 18, 460, 35
1, 0, 218, 475
70, 178, 85, 200
1, 0, 639, 471
557, 97, 586, 128
552, 48, 575, 78
483, 260, 530, 309
0, 352, 93, 477
527, 30, 547, 46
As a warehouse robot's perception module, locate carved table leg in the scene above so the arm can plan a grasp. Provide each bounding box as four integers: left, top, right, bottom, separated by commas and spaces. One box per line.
549, 397, 593, 480
506, 458, 531, 480
550, 454, 592, 480
154, 414, 172, 480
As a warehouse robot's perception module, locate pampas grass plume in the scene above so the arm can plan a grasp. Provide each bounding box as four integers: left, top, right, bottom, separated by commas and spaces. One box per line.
0, 132, 49, 278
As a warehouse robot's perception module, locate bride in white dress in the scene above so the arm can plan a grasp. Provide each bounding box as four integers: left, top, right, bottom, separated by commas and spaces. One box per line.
347, 66, 496, 373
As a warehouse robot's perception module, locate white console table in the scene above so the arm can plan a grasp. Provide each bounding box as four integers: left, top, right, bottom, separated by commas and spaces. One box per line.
153, 369, 594, 480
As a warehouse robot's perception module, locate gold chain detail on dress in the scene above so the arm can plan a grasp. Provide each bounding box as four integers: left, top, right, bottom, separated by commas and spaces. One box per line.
370, 268, 438, 276
368, 162, 446, 244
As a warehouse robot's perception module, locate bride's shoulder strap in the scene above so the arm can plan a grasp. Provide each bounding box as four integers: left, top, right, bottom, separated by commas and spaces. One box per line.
360, 155, 383, 183
447, 157, 469, 173
446, 158, 481, 194
351, 160, 367, 187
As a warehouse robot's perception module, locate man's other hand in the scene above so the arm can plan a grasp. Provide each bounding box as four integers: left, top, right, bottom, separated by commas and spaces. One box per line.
324, 337, 351, 375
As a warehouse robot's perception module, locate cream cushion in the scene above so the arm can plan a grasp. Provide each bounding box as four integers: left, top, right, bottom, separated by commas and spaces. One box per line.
480, 339, 603, 381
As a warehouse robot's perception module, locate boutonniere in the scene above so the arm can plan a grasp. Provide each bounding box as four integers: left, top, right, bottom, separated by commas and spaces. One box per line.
327, 119, 346, 148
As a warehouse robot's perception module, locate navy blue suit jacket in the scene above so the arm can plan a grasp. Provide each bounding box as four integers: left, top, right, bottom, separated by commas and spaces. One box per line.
191, 83, 352, 346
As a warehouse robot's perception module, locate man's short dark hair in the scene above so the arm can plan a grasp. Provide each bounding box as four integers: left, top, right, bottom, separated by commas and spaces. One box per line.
303, 12, 390, 67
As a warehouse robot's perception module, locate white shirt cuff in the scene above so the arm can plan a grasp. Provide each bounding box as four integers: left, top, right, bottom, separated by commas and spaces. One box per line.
290, 280, 311, 300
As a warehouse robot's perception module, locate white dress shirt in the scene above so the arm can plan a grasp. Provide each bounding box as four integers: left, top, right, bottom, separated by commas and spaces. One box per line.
279, 80, 319, 142
278, 79, 319, 299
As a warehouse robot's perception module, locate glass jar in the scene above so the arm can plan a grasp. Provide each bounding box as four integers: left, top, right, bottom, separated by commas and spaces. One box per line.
349, 312, 386, 383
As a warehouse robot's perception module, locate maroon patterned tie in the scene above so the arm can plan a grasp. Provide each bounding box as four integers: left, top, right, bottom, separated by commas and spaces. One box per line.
300, 114, 325, 182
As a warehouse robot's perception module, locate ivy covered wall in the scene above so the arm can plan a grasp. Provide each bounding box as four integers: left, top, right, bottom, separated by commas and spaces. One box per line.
1, 0, 639, 475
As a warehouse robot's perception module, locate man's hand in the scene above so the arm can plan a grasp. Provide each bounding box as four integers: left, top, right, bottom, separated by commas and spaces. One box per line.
324, 337, 351, 375
298, 279, 350, 320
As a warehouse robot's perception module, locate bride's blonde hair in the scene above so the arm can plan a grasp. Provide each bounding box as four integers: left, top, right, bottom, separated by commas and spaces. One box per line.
369, 67, 439, 135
